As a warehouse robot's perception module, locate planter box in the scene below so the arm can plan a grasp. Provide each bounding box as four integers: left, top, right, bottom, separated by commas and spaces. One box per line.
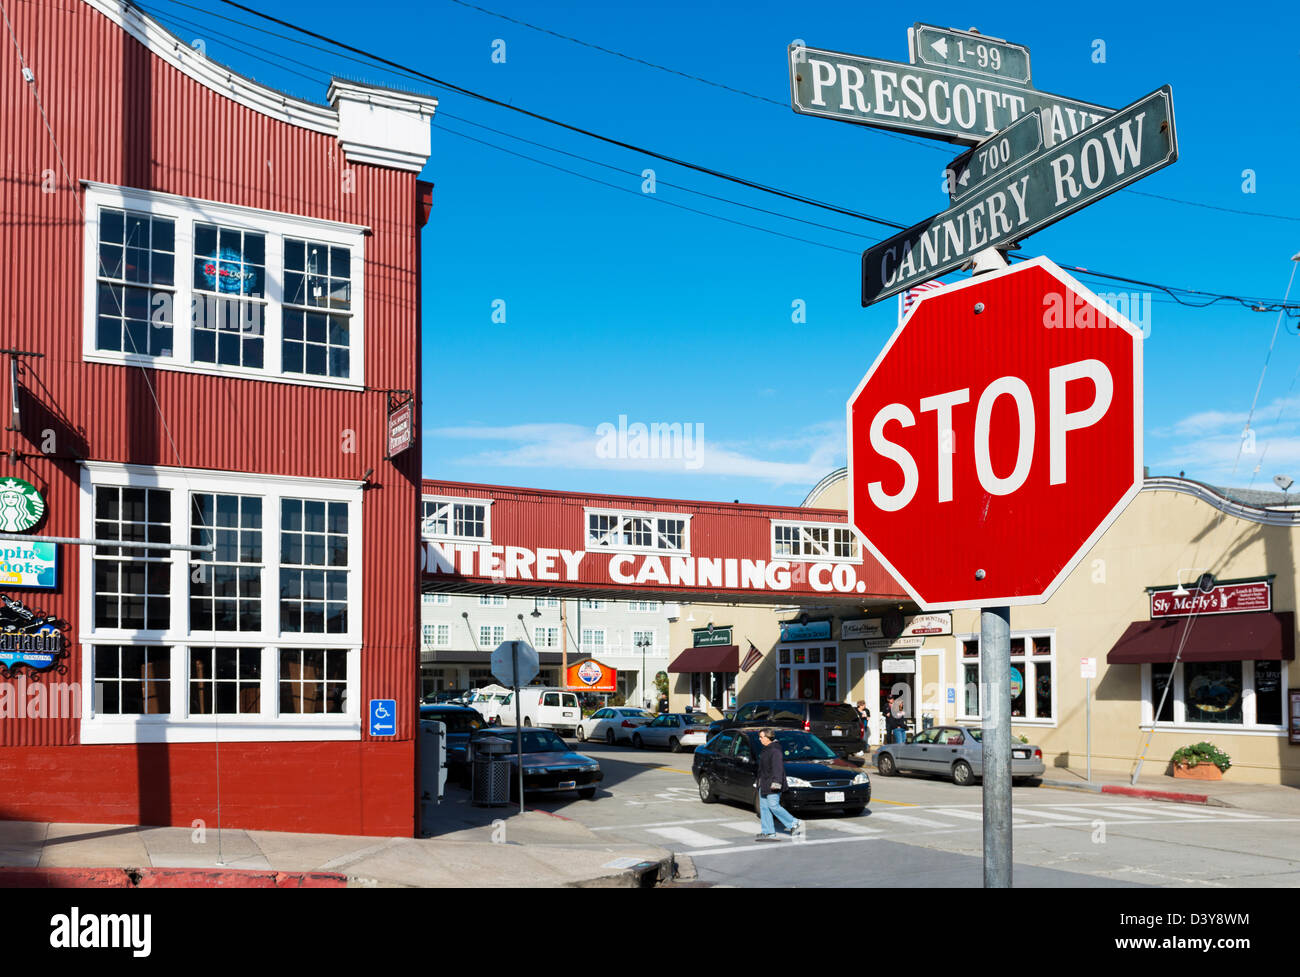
1173, 762, 1223, 781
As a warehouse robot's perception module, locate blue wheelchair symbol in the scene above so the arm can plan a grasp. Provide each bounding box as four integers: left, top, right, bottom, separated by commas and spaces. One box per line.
370, 699, 397, 736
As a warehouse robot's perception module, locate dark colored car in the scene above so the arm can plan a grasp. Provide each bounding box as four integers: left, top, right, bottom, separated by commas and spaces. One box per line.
692, 727, 871, 816
420, 704, 485, 782
708, 700, 866, 758
467, 727, 604, 799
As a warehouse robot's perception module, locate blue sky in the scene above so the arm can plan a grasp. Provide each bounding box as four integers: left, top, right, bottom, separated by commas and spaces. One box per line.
144, 0, 1300, 504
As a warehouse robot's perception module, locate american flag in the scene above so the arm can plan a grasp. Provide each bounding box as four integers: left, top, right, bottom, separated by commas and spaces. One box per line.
898, 280, 947, 324
740, 642, 763, 673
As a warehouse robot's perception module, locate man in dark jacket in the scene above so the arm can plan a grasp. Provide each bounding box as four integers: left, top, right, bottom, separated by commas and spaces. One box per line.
755, 728, 800, 841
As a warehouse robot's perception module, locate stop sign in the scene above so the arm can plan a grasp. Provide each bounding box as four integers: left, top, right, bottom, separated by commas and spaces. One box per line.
847, 257, 1143, 610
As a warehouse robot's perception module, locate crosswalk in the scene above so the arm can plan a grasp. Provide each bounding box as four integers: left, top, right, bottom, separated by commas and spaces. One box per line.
591, 800, 1281, 858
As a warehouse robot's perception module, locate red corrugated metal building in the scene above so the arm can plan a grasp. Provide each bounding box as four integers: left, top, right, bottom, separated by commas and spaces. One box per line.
1, 0, 433, 835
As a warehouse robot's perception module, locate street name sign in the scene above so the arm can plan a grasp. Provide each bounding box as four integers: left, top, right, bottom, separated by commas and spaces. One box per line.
910, 24, 1032, 86
862, 86, 1177, 305
945, 110, 1044, 204
846, 257, 1144, 610
789, 43, 1109, 146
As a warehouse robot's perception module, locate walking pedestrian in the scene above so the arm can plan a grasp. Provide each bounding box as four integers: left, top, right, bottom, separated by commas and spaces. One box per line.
754, 728, 800, 841
856, 699, 872, 747
888, 692, 907, 744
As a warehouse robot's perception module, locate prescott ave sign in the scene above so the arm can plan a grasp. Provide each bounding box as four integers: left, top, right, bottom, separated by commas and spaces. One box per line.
846, 257, 1144, 610
788, 42, 1109, 145
863, 86, 1178, 305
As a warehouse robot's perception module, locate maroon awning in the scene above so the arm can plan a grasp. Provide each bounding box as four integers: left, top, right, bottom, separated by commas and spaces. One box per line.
1106, 611, 1295, 664
668, 645, 739, 673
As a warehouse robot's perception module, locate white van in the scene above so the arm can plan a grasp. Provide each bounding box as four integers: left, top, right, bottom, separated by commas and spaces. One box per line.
512, 687, 581, 736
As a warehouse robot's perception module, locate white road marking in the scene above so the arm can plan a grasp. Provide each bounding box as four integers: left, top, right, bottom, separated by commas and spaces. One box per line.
647, 826, 736, 848
818, 819, 882, 835
719, 821, 764, 835
685, 834, 882, 857
1010, 808, 1088, 822
1121, 803, 1265, 820
591, 817, 730, 832
927, 808, 985, 822
863, 810, 953, 828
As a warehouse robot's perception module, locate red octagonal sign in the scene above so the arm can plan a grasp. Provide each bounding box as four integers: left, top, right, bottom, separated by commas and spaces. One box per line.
847, 257, 1143, 611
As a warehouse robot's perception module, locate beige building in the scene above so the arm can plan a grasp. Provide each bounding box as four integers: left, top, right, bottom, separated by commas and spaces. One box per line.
669, 470, 1299, 786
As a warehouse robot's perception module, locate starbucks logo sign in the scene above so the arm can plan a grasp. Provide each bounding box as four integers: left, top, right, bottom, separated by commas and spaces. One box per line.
0, 479, 45, 533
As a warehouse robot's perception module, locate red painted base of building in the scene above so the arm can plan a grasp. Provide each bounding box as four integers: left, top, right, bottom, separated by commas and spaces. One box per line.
0, 742, 414, 837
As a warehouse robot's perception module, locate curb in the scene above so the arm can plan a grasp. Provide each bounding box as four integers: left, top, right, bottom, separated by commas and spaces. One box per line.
0, 867, 348, 888
570, 853, 677, 889
1039, 778, 1231, 807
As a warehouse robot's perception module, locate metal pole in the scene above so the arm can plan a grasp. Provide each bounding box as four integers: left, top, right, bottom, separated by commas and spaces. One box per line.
1086, 676, 1092, 783
0, 532, 214, 552
981, 605, 1012, 888
513, 643, 524, 815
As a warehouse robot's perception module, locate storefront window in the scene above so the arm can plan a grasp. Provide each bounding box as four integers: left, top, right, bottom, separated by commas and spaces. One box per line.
1152, 663, 1174, 722
958, 632, 1055, 722
1035, 662, 1052, 719
1255, 660, 1283, 725
963, 662, 979, 715
1183, 661, 1243, 725
778, 668, 791, 697
824, 668, 837, 700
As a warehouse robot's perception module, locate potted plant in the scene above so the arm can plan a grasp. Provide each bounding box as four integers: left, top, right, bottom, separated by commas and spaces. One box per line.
1170, 742, 1231, 781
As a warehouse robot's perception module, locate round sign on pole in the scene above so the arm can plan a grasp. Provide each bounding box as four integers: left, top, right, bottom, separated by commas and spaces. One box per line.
491, 640, 539, 688
0, 478, 46, 533
847, 257, 1143, 610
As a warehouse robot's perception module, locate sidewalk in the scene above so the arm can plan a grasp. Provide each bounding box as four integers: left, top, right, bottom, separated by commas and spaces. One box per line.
0, 801, 676, 888
1036, 766, 1300, 816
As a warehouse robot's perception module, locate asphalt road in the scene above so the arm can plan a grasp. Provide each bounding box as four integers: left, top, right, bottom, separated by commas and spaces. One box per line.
497, 738, 1300, 888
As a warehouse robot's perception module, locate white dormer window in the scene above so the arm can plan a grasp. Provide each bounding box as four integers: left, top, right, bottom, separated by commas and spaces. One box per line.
771, 520, 861, 563
422, 496, 492, 543
585, 508, 691, 555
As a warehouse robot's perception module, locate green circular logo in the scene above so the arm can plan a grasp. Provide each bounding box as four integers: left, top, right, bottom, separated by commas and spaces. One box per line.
0, 478, 46, 533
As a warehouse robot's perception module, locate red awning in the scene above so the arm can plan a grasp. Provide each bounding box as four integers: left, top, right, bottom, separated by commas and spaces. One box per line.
1106, 611, 1295, 664
668, 645, 739, 673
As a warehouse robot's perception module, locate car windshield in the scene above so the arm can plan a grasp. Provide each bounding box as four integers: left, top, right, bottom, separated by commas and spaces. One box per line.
968, 729, 982, 742
772, 730, 836, 760
484, 730, 568, 753
619, 709, 655, 720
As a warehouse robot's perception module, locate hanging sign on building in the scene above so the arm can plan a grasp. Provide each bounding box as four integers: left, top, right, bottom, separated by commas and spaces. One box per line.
780, 620, 832, 642
844, 613, 951, 641
0, 477, 46, 533
387, 399, 414, 458
564, 657, 617, 692
1149, 579, 1271, 619
693, 626, 733, 647
881, 657, 917, 674
0, 539, 57, 589
0, 594, 68, 675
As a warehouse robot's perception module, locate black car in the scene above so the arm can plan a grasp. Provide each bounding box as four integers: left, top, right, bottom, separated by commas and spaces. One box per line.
692, 727, 871, 816
708, 700, 866, 758
420, 704, 486, 782
467, 727, 603, 799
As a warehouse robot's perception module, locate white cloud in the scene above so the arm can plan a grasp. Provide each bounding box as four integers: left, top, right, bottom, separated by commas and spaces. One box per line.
1150, 395, 1300, 483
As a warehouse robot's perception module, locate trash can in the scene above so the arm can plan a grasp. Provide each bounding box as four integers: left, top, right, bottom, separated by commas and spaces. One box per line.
472, 736, 513, 807
922, 714, 935, 730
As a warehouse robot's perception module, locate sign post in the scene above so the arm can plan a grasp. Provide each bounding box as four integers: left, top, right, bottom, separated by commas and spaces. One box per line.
492, 640, 539, 815
1080, 657, 1097, 782
981, 605, 1011, 888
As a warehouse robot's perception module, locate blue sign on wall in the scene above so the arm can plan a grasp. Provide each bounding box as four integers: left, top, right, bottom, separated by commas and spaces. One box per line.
0, 540, 57, 589
780, 620, 832, 642
369, 699, 397, 737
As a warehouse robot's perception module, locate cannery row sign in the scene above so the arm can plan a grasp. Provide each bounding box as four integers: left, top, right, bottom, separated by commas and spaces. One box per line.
1150, 580, 1272, 619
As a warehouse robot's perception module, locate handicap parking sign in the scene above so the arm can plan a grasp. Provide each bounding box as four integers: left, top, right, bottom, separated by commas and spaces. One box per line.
369, 699, 397, 736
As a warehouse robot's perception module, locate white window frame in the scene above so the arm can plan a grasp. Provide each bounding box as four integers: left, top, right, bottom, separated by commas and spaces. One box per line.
629, 600, 661, 613
955, 630, 1057, 727
78, 461, 363, 743
581, 627, 606, 657
421, 494, 493, 543
583, 506, 692, 555
479, 625, 505, 648
533, 626, 558, 649
770, 519, 863, 564
581, 599, 606, 611
774, 642, 839, 700
1139, 660, 1289, 735
82, 182, 367, 389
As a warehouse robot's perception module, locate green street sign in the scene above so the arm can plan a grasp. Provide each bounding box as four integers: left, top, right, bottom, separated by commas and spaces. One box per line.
910, 24, 1032, 86
789, 43, 1110, 146
945, 109, 1043, 204
862, 86, 1178, 306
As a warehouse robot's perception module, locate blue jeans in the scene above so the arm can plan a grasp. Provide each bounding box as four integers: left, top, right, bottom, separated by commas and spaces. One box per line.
758, 792, 796, 835
892, 726, 907, 744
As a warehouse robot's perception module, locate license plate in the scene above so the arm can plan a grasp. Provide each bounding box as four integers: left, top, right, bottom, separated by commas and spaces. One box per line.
563, 712, 574, 717
1013, 750, 1029, 759
825, 791, 845, 802
831, 729, 844, 737
559, 780, 576, 790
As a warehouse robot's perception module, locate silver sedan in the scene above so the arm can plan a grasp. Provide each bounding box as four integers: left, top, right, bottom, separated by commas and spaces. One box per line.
874, 725, 1046, 786
631, 713, 713, 753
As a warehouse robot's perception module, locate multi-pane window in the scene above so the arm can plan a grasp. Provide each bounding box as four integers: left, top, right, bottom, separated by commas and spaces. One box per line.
279, 649, 348, 714
581, 628, 605, 656
282, 239, 352, 378
190, 493, 262, 632
422, 624, 449, 648
192, 223, 266, 368
94, 646, 170, 714
772, 522, 860, 561
1147, 660, 1285, 728
95, 209, 175, 357
960, 634, 1055, 721
533, 627, 558, 648
93, 487, 171, 630
421, 498, 490, 541
632, 629, 656, 652
479, 595, 505, 606
279, 499, 349, 634
423, 593, 450, 605
479, 625, 504, 648
629, 601, 660, 612
535, 597, 559, 608
422, 624, 434, 647
189, 647, 261, 715
585, 510, 689, 554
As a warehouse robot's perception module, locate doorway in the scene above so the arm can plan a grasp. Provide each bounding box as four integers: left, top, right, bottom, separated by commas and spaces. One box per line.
795, 669, 821, 700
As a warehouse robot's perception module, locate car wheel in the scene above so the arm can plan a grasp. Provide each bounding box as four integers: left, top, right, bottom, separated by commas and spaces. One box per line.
669, 737, 681, 753
843, 805, 866, 817
605, 729, 615, 745
578, 787, 596, 800
632, 733, 643, 749
576, 725, 586, 742
698, 775, 718, 804
952, 760, 975, 786
876, 752, 897, 776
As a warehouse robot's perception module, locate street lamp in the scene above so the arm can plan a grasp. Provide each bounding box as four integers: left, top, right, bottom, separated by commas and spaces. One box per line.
635, 633, 653, 709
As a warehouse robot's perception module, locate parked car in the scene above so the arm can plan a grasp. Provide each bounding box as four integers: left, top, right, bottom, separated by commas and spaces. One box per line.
692, 727, 870, 816
468, 726, 603, 799
578, 707, 656, 744
708, 700, 866, 758
511, 687, 582, 736
632, 713, 712, 753
423, 689, 470, 705
463, 685, 515, 724
419, 704, 485, 783
874, 725, 1046, 786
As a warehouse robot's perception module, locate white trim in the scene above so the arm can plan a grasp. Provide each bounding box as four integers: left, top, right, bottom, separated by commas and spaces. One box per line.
769, 518, 863, 564
1140, 659, 1288, 733
83, 459, 364, 489
421, 494, 493, 544
846, 256, 1144, 611
1141, 477, 1300, 527
82, 183, 366, 390
953, 630, 1059, 726
584, 506, 693, 556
